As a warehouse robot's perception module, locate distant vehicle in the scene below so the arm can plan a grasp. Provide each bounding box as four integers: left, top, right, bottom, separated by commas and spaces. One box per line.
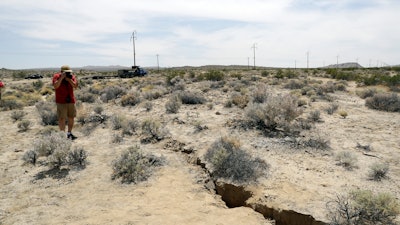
25, 74, 43, 79
117, 66, 147, 78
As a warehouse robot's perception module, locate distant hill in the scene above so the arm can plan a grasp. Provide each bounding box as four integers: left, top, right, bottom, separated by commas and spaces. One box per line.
321, 62, 363, 69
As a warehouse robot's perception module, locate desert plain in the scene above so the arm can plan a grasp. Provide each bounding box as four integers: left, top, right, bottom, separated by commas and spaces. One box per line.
0, 67, 399, 225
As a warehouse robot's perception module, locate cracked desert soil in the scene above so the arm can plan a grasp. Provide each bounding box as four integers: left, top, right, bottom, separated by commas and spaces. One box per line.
0, 69, 399, 225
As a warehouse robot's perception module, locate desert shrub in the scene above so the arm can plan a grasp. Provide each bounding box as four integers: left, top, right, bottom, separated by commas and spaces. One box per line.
22, 150, 38, 165
122, 119, 140, 136
327, 190, 400, 225
11, 110, 26, 122
308, 110, 321, 122
110, 114, 124, 130
142, 101, 153, 111
141, 119, 167, 143
204, 137, 268, 184
357, 88, 377, 99
251, 84, 269, 103
325, 103, 339, 115
245, 94, 302, 135
165, 70, 185, 85
200, 70, 224, 81
100, 85, 126, 102
32, 79, 44, 90
178, 91, 206, 104
0, 97, 23, 111
17, 120, 32, 132
121, 91, 141, 106
28, 132, 86, 169
231, 93, 249, 109
284, 79, 306, 90
335, 151, 358, 170
365, 92, 400, 112
33, 132, 71, 157
111, 146, 164, 184
300, 135, 330, 150
142, 86, 167, 100
67, 146, 87, 167
165, 95, 181, 113
230, 73, 242, 80
368, 162, 389, 181
92, 105, 103, 115
76, 91, 96, 103
111, 133, 124, 144
35, 101, 58, 126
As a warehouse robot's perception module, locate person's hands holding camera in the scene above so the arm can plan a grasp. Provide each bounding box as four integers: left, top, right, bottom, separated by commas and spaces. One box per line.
65, 72, 72, 80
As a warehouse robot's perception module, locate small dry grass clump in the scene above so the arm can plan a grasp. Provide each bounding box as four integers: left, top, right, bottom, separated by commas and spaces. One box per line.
368, 162, 389, 181
10, 110, 26, 122
17, 120, 32, 132
335, 151, 358, 170
111, 146, 164, 184
204, 137, 268, 184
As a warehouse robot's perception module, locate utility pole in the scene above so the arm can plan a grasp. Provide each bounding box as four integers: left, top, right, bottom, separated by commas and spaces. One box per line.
156, 54, 160, 72
306, 51, 309, 70
247, 57, 250, 70
295, 60, 297, 69
336, 55, 339, 69
251, 43, 257, 70
130, 31, 137, 67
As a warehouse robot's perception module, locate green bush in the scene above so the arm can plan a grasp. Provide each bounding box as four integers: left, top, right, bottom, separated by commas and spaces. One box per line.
199, 70, 225, 81
204, 137, 268, 184
327, 190, 400, 225
111, 146, 163, 184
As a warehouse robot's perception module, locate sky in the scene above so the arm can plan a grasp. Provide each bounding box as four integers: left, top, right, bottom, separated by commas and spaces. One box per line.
0, 0, 399, 69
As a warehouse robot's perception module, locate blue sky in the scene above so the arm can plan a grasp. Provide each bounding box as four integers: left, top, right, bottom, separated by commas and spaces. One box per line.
0, 0, 399, 69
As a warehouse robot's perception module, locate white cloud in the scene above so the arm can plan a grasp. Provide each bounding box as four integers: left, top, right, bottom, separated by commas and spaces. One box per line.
0, 0, 399, 68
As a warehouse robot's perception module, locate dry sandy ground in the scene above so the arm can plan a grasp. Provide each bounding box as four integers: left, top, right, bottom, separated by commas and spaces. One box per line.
0, 72, 399, 225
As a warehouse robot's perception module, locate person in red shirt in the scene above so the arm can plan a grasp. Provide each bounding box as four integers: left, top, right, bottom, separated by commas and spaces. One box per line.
52, 65, 79, 140
0, 80, 4, 100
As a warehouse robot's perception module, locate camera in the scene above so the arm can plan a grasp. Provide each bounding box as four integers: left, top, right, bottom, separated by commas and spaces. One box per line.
65, 72, 72, 79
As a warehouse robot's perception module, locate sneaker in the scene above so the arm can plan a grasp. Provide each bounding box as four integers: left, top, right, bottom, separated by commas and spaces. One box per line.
67, 133, 78, 140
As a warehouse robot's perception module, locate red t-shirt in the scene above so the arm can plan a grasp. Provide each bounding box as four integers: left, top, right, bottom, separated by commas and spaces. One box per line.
0, 81, 4, 88
52, 73, 77, 104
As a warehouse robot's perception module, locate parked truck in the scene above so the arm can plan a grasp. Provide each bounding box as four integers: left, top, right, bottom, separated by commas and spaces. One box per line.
117, 66, 147, 78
